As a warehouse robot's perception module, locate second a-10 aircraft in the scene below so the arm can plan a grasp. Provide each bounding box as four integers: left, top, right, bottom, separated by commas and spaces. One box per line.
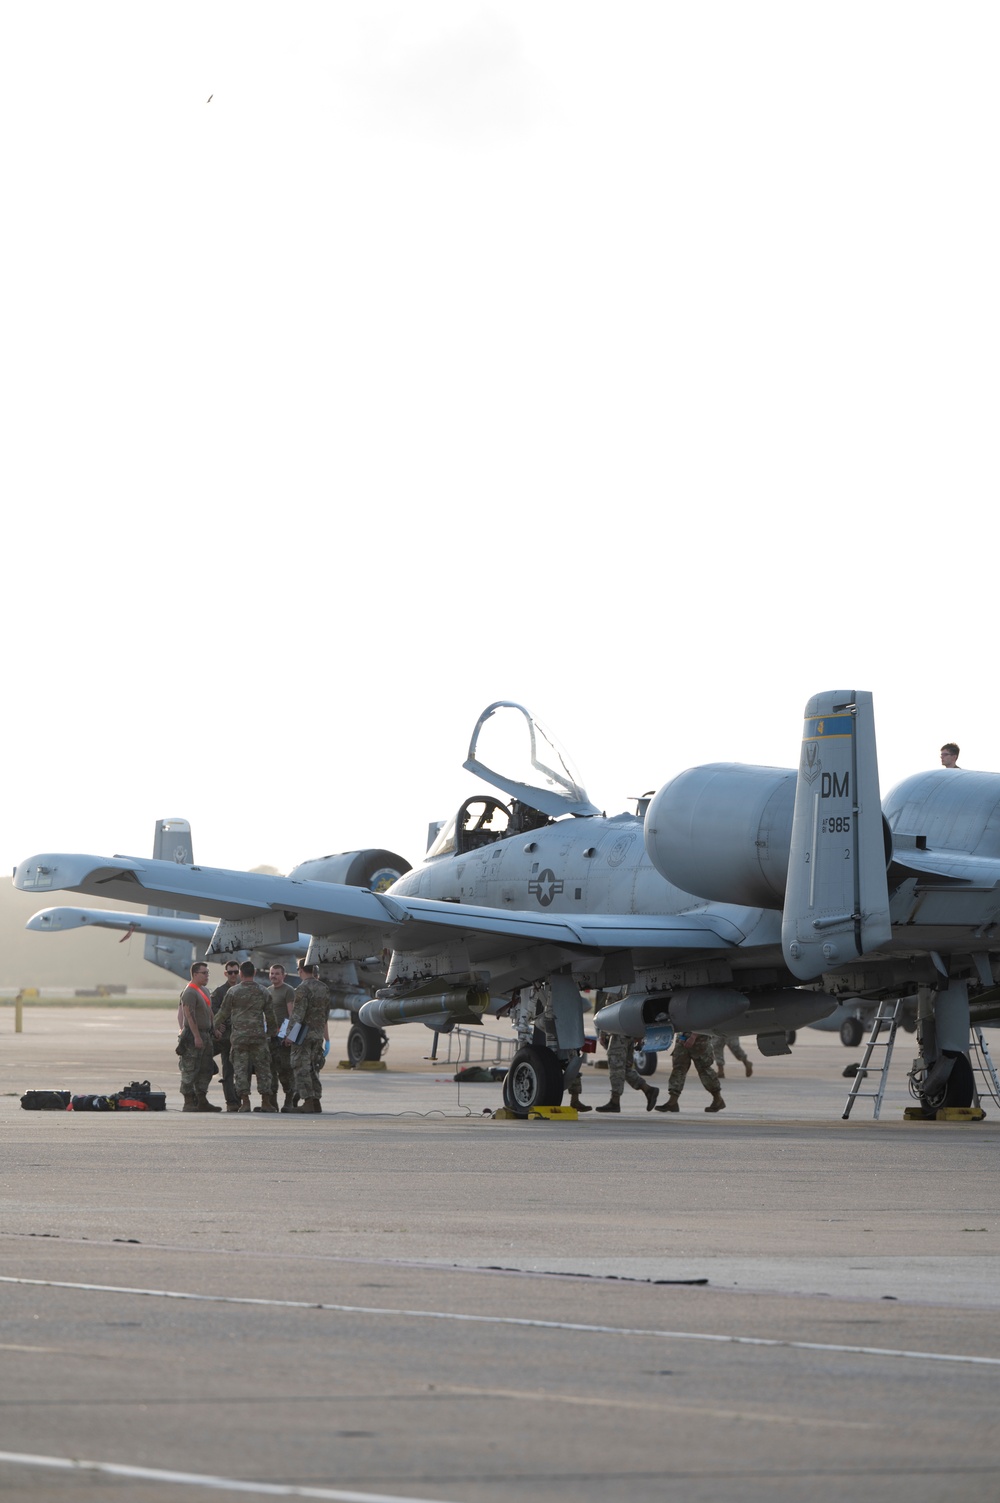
18, 693, 1000, 1117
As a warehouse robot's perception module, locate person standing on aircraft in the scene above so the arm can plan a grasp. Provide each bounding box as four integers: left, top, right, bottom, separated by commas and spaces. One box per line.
940, 743, 960, 768
711, 1034, 753, 1079
213, 960, 277, 1113
596, 1033, 659, 1112
212, 962, 242, 1111
284, 962, 331, 1114
178, 960, 222, 1112
656, 1032, 725, 1114
266, 963, 298, 1112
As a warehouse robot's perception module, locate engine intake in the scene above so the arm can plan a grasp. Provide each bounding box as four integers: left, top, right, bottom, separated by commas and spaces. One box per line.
288, 848, 410, 892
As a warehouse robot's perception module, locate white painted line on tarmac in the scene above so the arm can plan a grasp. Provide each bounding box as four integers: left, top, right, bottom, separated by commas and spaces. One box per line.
2, 1273, 998, 1368
0, 1451, 460, 1502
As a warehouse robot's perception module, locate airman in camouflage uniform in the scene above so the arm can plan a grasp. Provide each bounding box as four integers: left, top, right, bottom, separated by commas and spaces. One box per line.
266, 963, 298, 1112
711, 1033, 753, 1079
284, 962, 331, 1113
213, 961, 276, 1112
177, 961, 221, 1112
595, 1033, 659, 1112
656, 1032, 725, 1113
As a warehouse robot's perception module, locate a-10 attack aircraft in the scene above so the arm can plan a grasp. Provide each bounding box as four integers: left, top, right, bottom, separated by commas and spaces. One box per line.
16, 692, 1000, 1117
25, 816, 413, 1068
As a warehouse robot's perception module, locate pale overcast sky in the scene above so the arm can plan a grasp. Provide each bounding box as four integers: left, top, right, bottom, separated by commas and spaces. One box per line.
4, 2, 998, 879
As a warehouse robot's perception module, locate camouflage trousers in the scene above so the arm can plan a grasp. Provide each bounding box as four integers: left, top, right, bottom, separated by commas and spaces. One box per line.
178, 1037, 216, 1098
607, 1034, 645, 1094
231, 1039, 274, 1097
289, 1039, 325, 1099
712, 1034, 749, 1067
270, 1039, 294, 1095
668, 1036, 721, 1097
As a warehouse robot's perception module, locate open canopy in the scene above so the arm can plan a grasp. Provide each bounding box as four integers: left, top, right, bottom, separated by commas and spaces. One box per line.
463, 702, 600, 818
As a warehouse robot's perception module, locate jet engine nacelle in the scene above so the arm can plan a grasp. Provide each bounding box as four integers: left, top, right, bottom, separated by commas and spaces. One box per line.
288, 848, 410, 892
644, 763, 796, 906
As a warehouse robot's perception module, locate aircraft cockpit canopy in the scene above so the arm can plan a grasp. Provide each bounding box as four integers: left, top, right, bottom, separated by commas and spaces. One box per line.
426, 704, 600, 861
463, 702, 600, 819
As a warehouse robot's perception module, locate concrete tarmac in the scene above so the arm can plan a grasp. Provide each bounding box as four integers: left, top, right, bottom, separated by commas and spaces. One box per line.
1, 1011, 999, 1503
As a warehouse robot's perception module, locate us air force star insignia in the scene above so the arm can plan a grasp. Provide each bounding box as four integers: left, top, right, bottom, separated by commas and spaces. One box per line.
528, 869, 564, 907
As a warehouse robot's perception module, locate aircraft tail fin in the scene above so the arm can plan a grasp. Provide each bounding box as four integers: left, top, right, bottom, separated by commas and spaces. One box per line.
144, 819, 202, 979
781, 692, 891, 980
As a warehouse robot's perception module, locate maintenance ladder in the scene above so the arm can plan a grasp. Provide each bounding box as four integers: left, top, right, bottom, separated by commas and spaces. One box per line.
842, 1000, 900, 1119
428, 1026, 518, 1067
843, 1004, 1000, 1118
970, 1027, 1000, 1108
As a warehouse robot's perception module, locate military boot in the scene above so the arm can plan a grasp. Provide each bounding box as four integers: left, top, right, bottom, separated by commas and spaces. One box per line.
595, 1092, 621, 1113
644, 1085, 659, 1111
280, 1093, 297, 1113
704, 1093, 726, 1113
197, 1095, 222, 1112
226, 1099, 241, 1112
655, 1093, 680, 1113
744, 1060, 753, 1077
182, 1094, 199, 1113
297, 1097, 322, 1114
569, 1092, 592, 1113
237, 1094, 252, 1113
260, 1094, 279, 1113
716, 1065, 725, 1079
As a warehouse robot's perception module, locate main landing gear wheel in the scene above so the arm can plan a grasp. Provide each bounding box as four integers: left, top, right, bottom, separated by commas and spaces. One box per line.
840, 1016, 864, 1048
632, 1045, 657, 1077
502, 1044, 565, 1113
943, 1051, 975, 1108
347, 1021, 386, 1066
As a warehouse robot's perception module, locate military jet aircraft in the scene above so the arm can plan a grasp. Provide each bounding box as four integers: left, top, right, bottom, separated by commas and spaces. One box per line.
25, 816, 411, 1066
16, 692, 1000, 1116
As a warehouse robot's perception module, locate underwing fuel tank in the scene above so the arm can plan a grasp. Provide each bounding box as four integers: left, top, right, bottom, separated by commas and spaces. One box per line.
593, 987, 835, 1037
644, 764, 796, 906
359, 989, 490, 1029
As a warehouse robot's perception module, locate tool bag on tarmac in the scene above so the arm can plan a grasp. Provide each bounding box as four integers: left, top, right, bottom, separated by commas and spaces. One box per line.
20, 1091, 71, 1110
70, 1094, 116, 1111
112, 1081, 167, 1111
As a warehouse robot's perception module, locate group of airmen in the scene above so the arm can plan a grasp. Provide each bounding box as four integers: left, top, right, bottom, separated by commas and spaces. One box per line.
176, 959, 332, 1114
583, 1031, 751, 1116
177, 962, 756, 1118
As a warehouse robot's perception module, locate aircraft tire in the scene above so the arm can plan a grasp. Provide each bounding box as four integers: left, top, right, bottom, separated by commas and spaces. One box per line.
347, 1022, 385, 1066
503, 1045, 564, 1112
943, 1051, 975, 1109
839, 1016, 864, 1048
632, 1046, 657, 1077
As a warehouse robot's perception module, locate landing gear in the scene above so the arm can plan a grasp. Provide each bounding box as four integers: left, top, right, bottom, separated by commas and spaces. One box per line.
840, 1015, 865, 1048
502, 1044, 565, 1112
347, 1020, 386, 1065
632, 1045, 657, 1077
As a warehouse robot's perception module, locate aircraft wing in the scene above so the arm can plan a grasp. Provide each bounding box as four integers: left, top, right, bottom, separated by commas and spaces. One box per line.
14, 852, 747, 956
25, 907, 216, 942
